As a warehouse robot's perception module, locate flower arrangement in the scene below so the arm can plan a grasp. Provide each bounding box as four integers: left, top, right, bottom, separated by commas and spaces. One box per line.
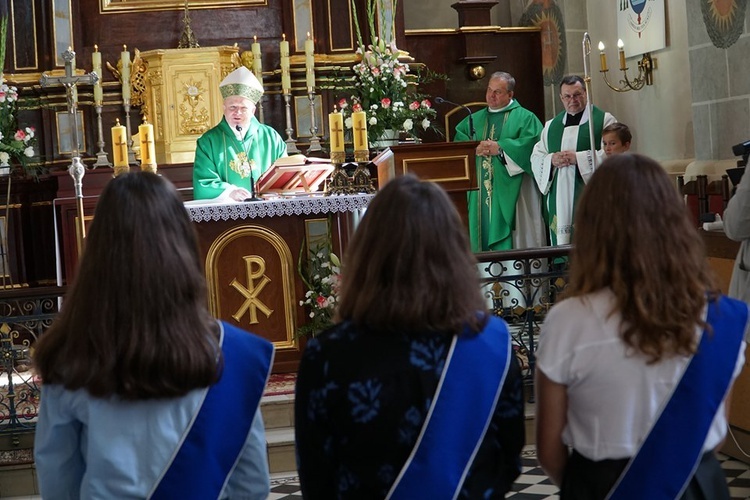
297, 243, 341, 337
0, 83, 37, 173
329, 0, 443, 145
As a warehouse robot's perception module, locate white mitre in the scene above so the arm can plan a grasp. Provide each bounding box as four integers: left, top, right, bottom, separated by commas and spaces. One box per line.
219, 66, 264, 104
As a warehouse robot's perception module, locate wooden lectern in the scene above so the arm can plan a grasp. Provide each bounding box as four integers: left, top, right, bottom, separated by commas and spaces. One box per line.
372, 141, 479, 227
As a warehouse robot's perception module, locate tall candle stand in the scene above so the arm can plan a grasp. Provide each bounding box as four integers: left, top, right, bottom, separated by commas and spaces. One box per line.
257, 98, 265, 125
92, 104, 112, 168
306, 89, 322, 153
123, 99, 138, 165
283, 92, 300, 154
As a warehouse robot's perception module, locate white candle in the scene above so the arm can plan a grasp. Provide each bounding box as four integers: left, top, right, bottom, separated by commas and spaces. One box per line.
138, 121, 156, 166
121, 45, 131, 101
92, 44, 103, 105
251, 35, 263, 84
305, 33, 315, 91
352, 110, 368, 150
280, 34, 291, 93
328, 109, 344, 153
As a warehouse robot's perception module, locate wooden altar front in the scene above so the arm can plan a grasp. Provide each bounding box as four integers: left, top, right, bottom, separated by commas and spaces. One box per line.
55, 177, 371, 373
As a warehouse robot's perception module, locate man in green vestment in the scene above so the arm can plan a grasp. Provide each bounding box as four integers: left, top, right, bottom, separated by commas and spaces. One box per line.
531, 75, 617, 245
454, 72, 544, 252
193, 66, 287, 201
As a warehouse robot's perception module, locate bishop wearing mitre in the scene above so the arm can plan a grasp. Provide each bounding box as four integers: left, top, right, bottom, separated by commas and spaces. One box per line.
193, 66, 287, 201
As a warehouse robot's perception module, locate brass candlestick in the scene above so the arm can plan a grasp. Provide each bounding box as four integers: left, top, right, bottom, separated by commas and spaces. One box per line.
306, 90, 322, 154
93, 104, 112, 168
283, 92, 300, 154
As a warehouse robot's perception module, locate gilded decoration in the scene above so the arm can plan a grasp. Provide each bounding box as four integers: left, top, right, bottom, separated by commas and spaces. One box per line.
701, 0, 746, 48
205, 225, 298, 351
100, 0, 266, 13
179, 78, 210, 135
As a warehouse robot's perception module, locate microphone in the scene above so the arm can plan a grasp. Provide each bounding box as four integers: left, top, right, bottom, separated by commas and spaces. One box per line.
236, 125, 261, 202
435, 97, 475, 139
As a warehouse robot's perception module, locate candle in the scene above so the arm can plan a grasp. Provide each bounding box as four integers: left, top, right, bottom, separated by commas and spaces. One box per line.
617, 39, 626, 71
352, 110, 368, 151
280, 34, 291, 93
121, 45, 131, 101
111, 118, 128, 168
305, 32, 315, 91
328, 108, 345, 153
597, 41, 608, 72
251, 36, 263, 84
138, 120, 156, 167
92, 44, 103, 105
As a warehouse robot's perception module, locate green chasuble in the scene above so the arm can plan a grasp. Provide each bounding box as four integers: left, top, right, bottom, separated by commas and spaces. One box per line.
454, 101, 542, 251
193, 116, 287, 200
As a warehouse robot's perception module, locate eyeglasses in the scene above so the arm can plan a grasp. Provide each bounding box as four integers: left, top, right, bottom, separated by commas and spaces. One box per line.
561, 92, 585, 102
227, 105, 250, 114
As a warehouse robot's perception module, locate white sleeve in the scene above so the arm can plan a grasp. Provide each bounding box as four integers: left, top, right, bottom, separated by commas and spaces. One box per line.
531, 123, 554, 195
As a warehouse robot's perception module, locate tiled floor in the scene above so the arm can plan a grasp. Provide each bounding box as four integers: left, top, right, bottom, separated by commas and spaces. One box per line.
268, 445, 750, 499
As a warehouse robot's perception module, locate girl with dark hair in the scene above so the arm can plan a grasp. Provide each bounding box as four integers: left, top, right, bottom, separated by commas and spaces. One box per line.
33, 172, 273, 499
295, 174, 525, 499
536, 154, 748, 499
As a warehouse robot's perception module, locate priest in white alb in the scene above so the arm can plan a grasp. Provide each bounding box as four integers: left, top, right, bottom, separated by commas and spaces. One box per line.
531, 75, 617, 245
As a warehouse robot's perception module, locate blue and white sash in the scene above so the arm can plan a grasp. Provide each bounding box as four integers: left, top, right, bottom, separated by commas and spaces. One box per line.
387, 315, 513, 500
608, 296, 747, 500
150, 322, 274, 500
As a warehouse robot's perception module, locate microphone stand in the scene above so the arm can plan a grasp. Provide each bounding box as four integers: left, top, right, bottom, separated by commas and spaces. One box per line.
436, 96, 475, 139
236, 125, 262, 202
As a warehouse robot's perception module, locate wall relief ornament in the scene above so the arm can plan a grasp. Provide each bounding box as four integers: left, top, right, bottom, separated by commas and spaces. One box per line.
701, 0, 746, 48
519, 0, 566, 87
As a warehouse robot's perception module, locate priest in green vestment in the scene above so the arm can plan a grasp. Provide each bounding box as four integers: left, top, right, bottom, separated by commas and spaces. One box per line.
531, 75, 617, 245
454, 72, 544, 252
193, 66, 287, 201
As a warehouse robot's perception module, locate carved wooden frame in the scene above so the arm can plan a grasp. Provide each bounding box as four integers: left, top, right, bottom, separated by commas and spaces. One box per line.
100, 0, 267, 13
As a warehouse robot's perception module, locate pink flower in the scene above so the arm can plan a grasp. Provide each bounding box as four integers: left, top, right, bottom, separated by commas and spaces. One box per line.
352, 102, 363, 112
338, 98, 348, 109
380, 97, 391, 108
315, 295, 327, 308
409, 101, 420, 111
371, 67, 380, 76
14, 130, 26, 141
421, 99, 432, 108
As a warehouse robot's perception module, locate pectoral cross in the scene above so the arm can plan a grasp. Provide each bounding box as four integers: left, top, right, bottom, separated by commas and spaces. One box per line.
40, 48, 99, 160
330, 121, 343, 150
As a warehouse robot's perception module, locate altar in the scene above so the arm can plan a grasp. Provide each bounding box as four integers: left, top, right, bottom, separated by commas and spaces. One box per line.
187, 194, 372, 372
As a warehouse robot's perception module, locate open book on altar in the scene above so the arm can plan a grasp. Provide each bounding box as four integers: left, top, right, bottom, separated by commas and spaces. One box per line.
257, 154, 335, 194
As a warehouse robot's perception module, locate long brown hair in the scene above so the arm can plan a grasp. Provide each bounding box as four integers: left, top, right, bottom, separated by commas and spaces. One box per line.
33, 172, 221, 399
567, 154, 717, 361
335, 175, 486, 335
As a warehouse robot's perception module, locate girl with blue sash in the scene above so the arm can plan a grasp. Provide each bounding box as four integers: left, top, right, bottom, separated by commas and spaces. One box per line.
34, 173, 273, 499
296, 175, 526, 499
536, 154, 748, 500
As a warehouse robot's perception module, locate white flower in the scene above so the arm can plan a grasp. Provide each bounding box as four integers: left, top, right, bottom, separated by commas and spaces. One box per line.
369, 117, 378, 125
403, 118, 414, 131
0, 152, 9, 164
309, 312, 315, 318
24, 147, 34, 158
422, 118, 431, 130
345, 117, 353, 129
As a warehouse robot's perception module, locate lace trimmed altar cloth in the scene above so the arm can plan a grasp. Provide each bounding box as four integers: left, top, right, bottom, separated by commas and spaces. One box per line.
185, 193, 375, 222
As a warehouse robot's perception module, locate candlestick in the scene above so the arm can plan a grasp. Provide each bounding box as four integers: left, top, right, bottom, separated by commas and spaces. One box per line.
92, 44, 103, 105
597, 41, 608, 72
123, 100, 137, 165
328, 107, 345, 154
617, 39, 626, 71
139, 120, 157, 173
307, 91, 322, 153
121, 45, 131, 101
352, 110, 368, 151
305, 32, 315, 91
93, 104, 112, 168
283, 93, 300, 154
280, 34, 291, 93
111, 118, 129, 175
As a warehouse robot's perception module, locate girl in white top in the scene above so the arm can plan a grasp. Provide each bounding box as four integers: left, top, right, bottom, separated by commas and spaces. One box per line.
535, 153, 747, 500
